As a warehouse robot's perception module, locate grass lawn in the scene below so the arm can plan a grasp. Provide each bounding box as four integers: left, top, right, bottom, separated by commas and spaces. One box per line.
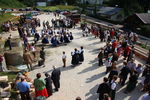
0, 13, 16, 24
37, 5, 78, 11
0, 72, 17, 82
0, 0, 25, 8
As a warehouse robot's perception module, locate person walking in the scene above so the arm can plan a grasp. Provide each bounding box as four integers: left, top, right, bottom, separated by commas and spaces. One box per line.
45, 73, 53, 97
51, 66, 61, 91
110, 75, 118, 100
16, 77, 31, 100
97, 77, 110, 100
23, 49, 33, 71
33, 73, 48, 99
62, 51, 67, 67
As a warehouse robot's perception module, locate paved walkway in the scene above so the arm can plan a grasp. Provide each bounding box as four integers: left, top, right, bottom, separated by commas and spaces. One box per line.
27, 14, 145, 100
1, 14, 145, 100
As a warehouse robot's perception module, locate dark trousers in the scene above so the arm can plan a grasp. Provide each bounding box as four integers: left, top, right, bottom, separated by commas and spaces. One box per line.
111, 90, 116, 100
20, 91, 31, 100
98, 93, 104, 100
121, 76, 127, 86
99, 59, 103, 66
53, 80, 60, 91
106, 67, 111, 74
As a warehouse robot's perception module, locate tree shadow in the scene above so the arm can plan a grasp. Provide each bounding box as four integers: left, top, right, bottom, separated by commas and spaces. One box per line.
86, 72, 105, 83
85, 84, 99, 100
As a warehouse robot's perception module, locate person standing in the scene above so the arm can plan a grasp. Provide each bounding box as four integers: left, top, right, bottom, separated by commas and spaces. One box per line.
5, 36, 12, 50
97, 77, 110, 100
110, 75, 118, 100
45, 73, 53, 97
62, 51, 67, 67
108, 66, 118, 83
40, 47, 46, 67
98, 49, 104, 66
16, 77, 31, 100
23, 49, 33, 71
79, 46, 84, 63
33, 73, 48, 99
119, 62, 130, 86
51, 66, 61, 91
71, 48, 80, 66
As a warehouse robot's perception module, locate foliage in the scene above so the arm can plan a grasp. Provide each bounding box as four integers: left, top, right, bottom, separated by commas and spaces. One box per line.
37, 5, 78, 11
104, 0, 145, 17
140, 25, 150, 38
0, 0, 25, 8
0, 13, 14, 24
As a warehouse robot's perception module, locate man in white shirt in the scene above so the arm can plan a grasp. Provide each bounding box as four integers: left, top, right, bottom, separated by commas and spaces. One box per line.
62, 51, 67, 67
110, 75, 118, 100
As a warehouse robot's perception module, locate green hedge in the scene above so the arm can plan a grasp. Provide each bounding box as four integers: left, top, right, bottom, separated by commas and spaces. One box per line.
0, 0, 25, 8
37, 5, 78, 11
140, 25, 150, 38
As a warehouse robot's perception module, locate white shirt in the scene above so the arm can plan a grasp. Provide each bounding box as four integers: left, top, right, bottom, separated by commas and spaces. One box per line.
111, 81, 117, 90
62, 54, 66, 59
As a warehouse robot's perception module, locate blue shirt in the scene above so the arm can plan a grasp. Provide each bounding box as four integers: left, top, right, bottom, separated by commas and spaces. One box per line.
16, 81, 30, 92
142, 94, 150, 100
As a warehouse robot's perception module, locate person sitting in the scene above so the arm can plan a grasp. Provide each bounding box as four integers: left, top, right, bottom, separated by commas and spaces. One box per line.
42, 35, 49, 44
64, 34, 70, 43
51, 35, 59, 46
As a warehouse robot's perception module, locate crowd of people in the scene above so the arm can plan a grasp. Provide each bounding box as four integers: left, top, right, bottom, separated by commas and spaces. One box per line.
15, 66, 61, 100
80, 23, 150, 100
1, 11, 150, 100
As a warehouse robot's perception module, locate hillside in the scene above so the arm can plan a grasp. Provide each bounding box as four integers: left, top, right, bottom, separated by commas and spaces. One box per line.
0, 0, 25, 8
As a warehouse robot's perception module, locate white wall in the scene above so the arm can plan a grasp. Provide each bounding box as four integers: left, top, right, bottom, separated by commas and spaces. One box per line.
81, 0, 104, 5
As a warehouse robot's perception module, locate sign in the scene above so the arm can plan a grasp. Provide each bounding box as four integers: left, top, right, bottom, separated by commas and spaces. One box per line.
37, 2, 47, 6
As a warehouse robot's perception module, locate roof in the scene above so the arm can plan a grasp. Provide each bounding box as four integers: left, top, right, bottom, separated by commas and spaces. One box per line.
97, 7, 122, 16
135, 13, 150, 24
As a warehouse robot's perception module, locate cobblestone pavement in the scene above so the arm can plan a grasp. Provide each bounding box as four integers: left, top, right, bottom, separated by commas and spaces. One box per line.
2, 14, 145, 100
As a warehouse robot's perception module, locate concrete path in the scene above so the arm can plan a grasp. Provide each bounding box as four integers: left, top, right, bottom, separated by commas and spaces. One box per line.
27, 14, 145, 100
1, 13, 145, 100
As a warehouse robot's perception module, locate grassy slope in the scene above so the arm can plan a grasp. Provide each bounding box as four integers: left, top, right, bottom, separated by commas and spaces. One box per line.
0, 0, 25, 8
0, 13, 15, 24
37, 5, 78, 11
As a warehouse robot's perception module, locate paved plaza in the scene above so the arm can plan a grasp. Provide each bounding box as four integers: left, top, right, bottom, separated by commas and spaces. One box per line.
2, 14, 145, 100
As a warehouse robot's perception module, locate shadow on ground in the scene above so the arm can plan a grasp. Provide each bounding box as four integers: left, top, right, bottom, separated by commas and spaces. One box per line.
85, 84, 99, 100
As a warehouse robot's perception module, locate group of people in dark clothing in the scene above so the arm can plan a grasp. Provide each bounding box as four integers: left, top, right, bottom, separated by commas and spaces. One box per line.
71, 46, 84, 66
94, 24, 150, 100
